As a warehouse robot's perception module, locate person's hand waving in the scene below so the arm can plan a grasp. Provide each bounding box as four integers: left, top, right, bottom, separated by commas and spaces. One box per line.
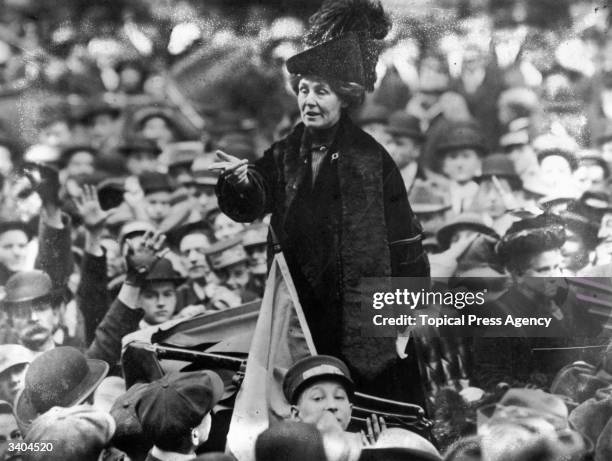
74, 184, 108, 233
209, 150, 249, 187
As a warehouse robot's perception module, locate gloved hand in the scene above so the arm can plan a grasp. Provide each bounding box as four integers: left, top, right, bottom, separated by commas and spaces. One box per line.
125, 231, 168, 286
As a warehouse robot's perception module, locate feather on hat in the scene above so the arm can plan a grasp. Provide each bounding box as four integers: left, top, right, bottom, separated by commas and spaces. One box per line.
288, 0, 391, 92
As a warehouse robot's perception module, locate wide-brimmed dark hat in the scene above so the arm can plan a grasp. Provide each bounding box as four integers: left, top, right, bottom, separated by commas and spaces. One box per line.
436, 213, 499, 250
286, 32, 365, 87
434, 121, 487, 156
2, 270, 63, 306
144, 258, 186, 286
15, 346, 109, 435
474, 153, 522, 190
118, 136, 161, 157
386, 111, 424, 141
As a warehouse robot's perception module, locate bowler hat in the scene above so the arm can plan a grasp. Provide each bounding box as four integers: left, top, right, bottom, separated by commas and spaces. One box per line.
135, 371, 223, 448
0, 344, 33, 375
386, 111, 424, 141
282, 355, 354, 405
255, 421, 326, 461
138, 171, 172, 195
118, 136, 161, 157
436, 213, 499, 250
206, 236, 248, 271
15, 347, 109, 435
24, 405, 116, 461
2, 270, 62, 306
474, 153, 522, 190
435, 121, 487, 156
144, 258, 186, 286
286, 32, 365, 88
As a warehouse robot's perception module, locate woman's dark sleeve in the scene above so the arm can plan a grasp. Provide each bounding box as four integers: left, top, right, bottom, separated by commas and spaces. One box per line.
382, 151, 430, 278
85, 298, 143, 367
77, 252, 111, 344
216, 146, 278, 223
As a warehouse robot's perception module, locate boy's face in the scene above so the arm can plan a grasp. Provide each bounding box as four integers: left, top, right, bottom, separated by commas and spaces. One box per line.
389, 135, 420, 169
145, 191, 171, 223
291, 380, 352, 430
218, 261, 250, 292
140, 281, 177, 325
126, 151, 158, 176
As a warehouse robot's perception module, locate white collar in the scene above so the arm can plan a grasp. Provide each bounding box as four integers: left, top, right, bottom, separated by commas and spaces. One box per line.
150, 446, 194, 461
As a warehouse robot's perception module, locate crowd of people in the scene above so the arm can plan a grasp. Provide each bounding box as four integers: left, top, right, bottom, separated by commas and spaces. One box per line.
0, 0, 612, 460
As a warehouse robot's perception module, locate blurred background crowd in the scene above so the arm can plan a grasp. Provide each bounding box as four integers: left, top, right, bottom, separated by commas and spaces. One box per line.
0, 0, 611, 460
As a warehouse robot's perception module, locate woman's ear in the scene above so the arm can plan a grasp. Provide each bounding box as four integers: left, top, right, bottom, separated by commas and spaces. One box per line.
290, 405, 300, 420
191, 428, 199, 446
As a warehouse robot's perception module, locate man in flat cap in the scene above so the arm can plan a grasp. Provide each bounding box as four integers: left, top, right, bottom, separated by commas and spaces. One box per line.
135, 370, 224, 461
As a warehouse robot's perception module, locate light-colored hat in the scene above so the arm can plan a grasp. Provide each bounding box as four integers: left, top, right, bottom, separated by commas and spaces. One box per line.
0, 345, 34, 375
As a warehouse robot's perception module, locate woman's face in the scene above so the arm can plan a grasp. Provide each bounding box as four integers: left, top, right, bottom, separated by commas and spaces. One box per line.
297, 77, 344, 130
442, 149, 481, 183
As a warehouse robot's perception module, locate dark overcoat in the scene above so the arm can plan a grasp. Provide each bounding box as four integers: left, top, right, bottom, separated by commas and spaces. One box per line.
216, 113, 429, 379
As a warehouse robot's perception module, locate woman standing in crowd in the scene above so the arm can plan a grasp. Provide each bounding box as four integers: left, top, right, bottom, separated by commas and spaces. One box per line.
212, 0, 429, 396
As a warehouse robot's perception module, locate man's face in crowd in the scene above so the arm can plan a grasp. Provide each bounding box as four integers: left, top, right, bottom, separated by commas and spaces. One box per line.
144, 191, 171, 224
66, 151, 95, 177
0, 230, 28, 272
389, 135, 420, 169
442, 149, 481, 184
561, 229, 589, 273
126, 151, 158, 176
180, 233, 211, 281
515, 249, 564, 298
195, 185, 218, 215
91, 114, 120, 146
0, 363, 27, 404
9, 301, 60, 351
291, 380, 352, 431
39, 121, 71, 148
140, 281, 177, 325
0, 146, 12, 177
246, 244, 267, 275
141, 117, 174, 146
0, 413, 20, 461
213, 213, 244, 241
101, 238, 124, 279
219, 262, 250, 292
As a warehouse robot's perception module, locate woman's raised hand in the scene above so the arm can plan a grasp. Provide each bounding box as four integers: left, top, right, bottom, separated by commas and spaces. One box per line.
209, 150, 250, 187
